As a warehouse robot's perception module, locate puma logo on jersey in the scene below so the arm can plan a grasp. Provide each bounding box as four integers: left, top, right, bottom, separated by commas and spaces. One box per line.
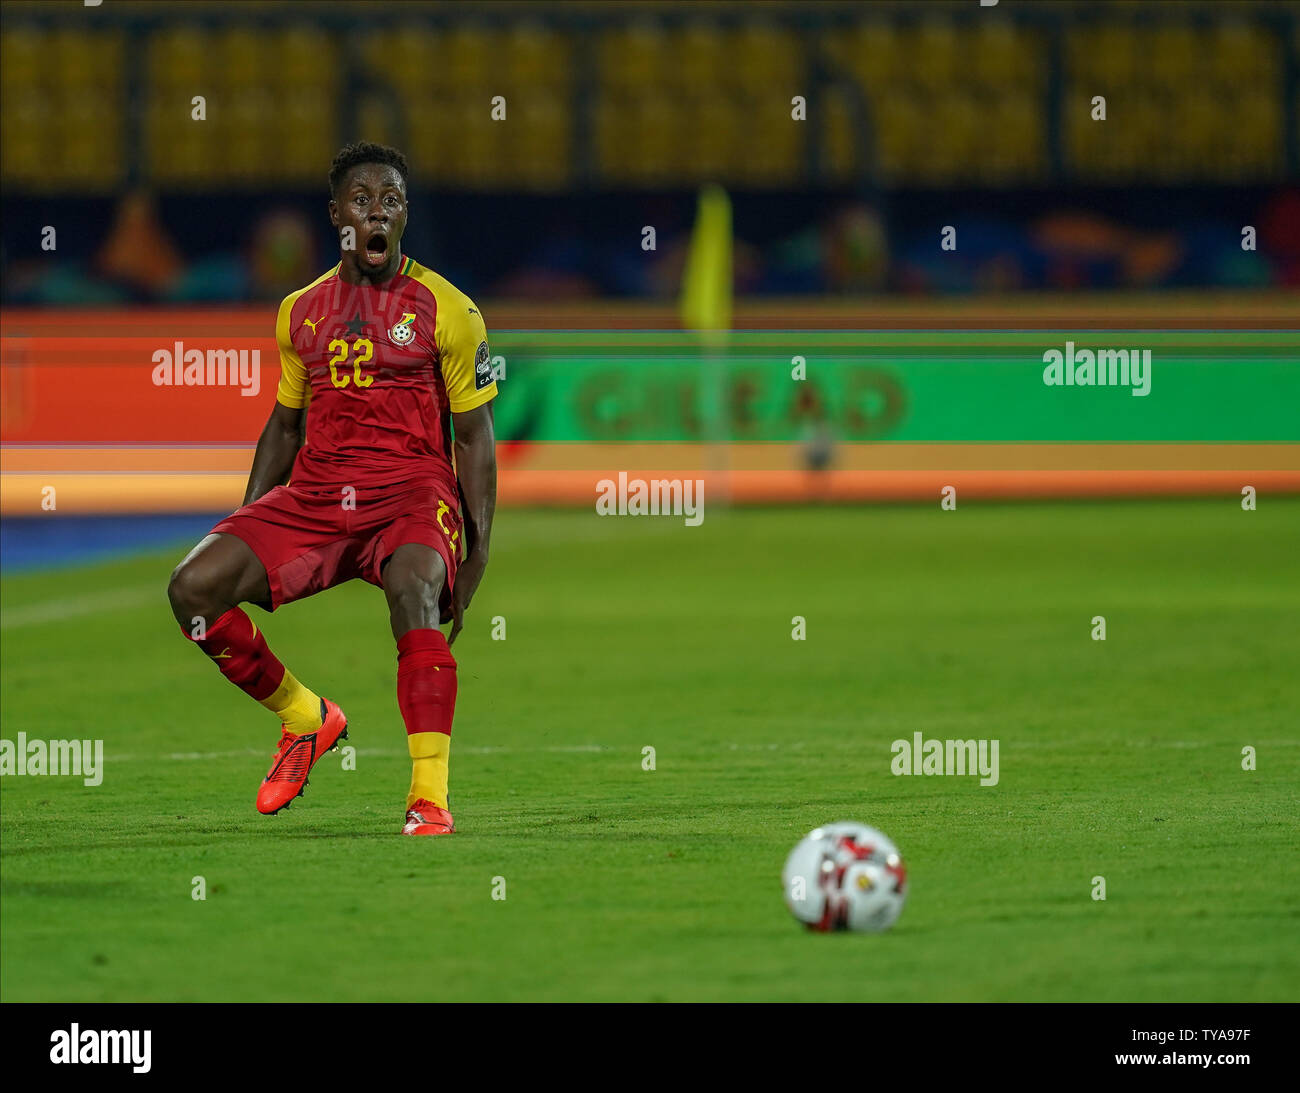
467, 307, 478, 316
303, 316, 325, 334
212, 647, 232, 660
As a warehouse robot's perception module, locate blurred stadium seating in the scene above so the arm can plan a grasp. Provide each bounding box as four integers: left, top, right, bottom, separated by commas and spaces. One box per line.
3, 1, 1296, 192
2, 1, 1298, 303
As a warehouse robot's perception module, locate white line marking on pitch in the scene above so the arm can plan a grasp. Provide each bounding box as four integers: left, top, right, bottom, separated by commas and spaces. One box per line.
103, 744, 619, 762
0, 585, 158, 630
0, 519, 640, 631
95, 739, 1294, 764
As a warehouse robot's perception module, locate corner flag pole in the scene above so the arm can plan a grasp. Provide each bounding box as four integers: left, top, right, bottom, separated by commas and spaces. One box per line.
679, 184, 733, 508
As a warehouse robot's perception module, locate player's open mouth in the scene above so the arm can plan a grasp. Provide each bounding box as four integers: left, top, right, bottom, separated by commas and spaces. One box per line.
364, 233, 388, 266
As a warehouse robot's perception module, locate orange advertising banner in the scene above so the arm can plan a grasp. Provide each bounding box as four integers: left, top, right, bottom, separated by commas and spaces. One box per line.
2, 309, 275, 444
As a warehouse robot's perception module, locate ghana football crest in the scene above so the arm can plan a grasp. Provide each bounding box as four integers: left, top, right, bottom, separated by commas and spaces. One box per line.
389, 312, 416, 345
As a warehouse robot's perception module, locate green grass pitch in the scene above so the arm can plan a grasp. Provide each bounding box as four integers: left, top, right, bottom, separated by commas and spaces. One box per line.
2, 500, 1297, 1001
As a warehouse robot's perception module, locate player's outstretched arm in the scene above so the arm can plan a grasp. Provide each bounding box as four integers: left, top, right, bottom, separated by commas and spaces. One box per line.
242, 401, 304, 506
447, 402, 496, 644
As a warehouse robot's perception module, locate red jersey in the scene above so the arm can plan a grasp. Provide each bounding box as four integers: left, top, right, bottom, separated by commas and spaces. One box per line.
273, 255, 496, 494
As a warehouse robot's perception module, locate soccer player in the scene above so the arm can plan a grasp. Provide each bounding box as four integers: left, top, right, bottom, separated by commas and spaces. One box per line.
167, 143, 497, 836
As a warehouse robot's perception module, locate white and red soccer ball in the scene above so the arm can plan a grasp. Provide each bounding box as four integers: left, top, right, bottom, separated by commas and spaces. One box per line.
782, 822, 908, 933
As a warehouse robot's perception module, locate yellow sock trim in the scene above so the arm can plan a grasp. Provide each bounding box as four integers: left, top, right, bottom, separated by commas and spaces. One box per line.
407, 731, 450, 811
259, 668, 323, 734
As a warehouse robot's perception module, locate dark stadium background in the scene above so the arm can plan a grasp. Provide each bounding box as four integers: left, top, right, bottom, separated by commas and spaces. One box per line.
3, 0, 1297, 552
3, 1, 1299, 306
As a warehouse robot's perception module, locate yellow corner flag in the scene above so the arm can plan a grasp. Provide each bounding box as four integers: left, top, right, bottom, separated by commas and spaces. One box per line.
679, 184, 732, 344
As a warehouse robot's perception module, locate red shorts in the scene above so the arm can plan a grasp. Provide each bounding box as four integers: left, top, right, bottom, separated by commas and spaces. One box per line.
212, 479, 462, 613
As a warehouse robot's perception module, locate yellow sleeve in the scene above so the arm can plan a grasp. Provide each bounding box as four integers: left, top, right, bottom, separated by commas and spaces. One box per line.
437, 295, 497, 413
275, 293, 310, 408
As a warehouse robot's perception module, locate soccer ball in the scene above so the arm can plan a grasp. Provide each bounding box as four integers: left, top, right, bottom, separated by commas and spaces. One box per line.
782, 822, 908, 933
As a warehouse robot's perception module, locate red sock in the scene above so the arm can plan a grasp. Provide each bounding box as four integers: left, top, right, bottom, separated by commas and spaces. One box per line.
182, 607, 285, 702
396, 629, 457, 736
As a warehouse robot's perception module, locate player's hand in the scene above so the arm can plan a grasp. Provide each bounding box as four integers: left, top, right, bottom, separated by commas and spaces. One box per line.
446, 549, 488, 646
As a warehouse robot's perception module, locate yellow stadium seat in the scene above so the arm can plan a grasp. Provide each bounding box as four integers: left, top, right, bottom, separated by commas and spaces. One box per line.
1148, 26, 1196, 88
910, 19, 959, 91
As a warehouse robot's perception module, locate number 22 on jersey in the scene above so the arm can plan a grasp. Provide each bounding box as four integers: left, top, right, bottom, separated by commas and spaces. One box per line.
327, 337, 374, 388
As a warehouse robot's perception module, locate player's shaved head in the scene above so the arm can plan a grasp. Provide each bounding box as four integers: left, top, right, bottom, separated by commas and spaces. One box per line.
329, 142, 409, 198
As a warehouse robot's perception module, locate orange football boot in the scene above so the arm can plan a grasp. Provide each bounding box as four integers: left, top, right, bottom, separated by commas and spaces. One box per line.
402, 798, 455, 836
255, 698, 348, 815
